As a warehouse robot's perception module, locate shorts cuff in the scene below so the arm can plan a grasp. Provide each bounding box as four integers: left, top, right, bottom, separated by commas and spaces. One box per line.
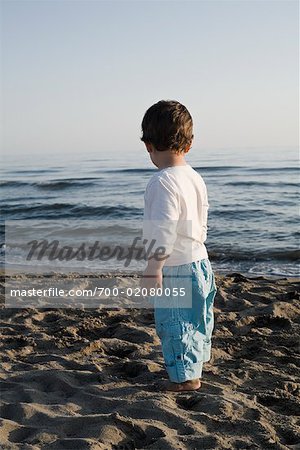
166, 361, 203, 383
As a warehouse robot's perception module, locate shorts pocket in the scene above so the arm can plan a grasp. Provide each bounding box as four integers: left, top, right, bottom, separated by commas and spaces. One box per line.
159, 321, 185, 368
162, 337, 184, 368
192, 330, 204, 351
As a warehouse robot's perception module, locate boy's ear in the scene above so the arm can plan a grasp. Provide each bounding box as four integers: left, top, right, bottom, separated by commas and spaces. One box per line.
145, 142, 154, 153
184, 144, 192, 153
184, 138, 193, 153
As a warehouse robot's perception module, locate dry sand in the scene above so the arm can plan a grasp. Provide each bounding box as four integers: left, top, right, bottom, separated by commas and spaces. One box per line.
0, 271, 299, 450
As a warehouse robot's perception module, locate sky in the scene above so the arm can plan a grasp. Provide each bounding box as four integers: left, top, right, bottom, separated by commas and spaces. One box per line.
1, 0, 299, 156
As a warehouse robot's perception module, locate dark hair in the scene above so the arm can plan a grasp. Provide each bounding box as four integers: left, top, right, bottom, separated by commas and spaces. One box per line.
140, 100, 193, 153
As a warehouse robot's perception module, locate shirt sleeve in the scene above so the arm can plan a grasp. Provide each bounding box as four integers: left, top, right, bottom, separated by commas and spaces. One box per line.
201, 183, 209, 243
143, 177, 179, 257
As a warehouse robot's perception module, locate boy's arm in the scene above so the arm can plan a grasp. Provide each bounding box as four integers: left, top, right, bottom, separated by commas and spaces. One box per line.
142, 245, 172, 292
141, 251, 168, 291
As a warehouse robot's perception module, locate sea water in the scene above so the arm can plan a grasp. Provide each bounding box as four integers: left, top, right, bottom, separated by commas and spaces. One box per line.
1, 147, 299, 277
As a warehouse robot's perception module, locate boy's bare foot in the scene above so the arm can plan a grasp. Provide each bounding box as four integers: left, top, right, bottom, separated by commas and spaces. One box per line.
154, 379, 201, 392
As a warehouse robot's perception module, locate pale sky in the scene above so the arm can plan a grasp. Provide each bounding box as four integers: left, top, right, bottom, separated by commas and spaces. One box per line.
1, 0, 299, 156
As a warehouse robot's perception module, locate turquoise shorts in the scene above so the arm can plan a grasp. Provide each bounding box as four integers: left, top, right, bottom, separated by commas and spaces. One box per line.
152, 258, 217, 383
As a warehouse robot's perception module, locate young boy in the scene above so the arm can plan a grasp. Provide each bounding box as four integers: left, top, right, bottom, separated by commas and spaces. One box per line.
141, 100, 217, 392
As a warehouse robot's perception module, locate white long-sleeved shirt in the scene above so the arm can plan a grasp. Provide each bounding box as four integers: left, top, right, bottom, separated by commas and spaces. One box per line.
143, 164, 209, 266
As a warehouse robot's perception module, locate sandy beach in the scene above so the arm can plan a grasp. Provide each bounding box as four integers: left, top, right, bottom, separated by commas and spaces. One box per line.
0, 271, 299, 450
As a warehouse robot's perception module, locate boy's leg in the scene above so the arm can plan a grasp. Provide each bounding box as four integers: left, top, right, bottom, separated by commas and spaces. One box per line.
153, 264, 205, 390
155, 318, 204, 383
153, 260, 217, 390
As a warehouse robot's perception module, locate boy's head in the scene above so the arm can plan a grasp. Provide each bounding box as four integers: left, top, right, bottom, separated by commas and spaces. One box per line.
141, 100, 193, 155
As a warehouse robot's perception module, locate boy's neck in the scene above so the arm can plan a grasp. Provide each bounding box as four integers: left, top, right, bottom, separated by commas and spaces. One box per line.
156, 152, 188, 170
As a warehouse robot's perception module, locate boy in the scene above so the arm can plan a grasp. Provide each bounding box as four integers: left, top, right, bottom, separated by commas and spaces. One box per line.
141, 100, 217, 392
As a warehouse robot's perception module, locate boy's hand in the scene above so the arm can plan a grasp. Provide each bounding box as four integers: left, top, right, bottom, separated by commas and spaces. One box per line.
141, 266, 163, 295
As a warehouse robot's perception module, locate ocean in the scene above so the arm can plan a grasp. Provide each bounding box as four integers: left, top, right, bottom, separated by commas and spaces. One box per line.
1, 147, 299, 277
